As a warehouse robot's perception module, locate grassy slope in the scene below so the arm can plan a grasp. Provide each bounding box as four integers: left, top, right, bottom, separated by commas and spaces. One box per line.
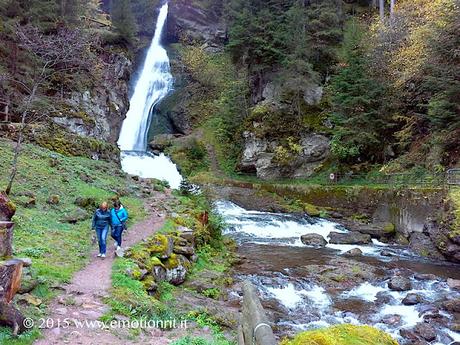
0, 139, 146, 344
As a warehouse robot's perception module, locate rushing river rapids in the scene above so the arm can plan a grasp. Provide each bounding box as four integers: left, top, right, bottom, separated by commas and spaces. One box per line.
216, 200, 460, 345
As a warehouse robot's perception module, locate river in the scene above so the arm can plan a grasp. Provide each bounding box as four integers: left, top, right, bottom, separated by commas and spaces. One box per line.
117, 3, 460, 345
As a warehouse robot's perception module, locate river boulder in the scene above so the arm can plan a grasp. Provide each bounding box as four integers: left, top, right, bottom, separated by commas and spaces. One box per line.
300, 234, 327, 247
328, 231, 372, 245
402, 293, 423, 305
353, 222, 396, 239
414, 323, 437, 342
344, 248, 363, 256
388, 276, 412, 291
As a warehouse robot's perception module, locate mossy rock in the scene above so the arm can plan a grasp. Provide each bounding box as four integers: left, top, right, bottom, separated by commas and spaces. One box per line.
145, 256, 164, 271
47, 195, 60, 205
395, 233, 410, 245
125, 247, 151, 268
142, 275, 158, 292
163, 253, 179, 270
383, 222, 396, 234
281, 324, 399, 345
304, 203, 321, 217
146, 234, 173, 259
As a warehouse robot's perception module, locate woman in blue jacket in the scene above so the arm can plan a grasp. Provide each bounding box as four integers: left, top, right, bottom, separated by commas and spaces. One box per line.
92, 202, 111, 258
111, 200, 128, 250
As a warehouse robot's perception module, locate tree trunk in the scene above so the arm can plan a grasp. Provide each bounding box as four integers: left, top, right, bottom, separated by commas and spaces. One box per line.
0, 301, 26, 335
0, 259, 23, 302
390, 0, 395, 22
0, 259, 26, 335
5, 84, 38, 196
379, 0, 385, 22
0, 222, 14, 258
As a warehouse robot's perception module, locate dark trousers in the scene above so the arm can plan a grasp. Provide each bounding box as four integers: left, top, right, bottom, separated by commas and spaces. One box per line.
95, 225, 109, 254
111, 225, 124, 247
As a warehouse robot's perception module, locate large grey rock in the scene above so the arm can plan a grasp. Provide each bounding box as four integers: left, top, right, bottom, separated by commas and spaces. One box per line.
409, 232, 444, 260
168, 1, 226, 49
149, 134, 176, 151
388, 276, 412, 291
240, 132, 330, 179
300, 233, 327, 247
353, 222, 395, 239
414, 323, 437, 342
402, 293, 423, 305
328, 231, 372, 245
166, 255, 190, 286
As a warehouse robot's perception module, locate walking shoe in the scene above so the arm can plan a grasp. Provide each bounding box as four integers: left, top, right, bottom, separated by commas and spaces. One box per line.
97, 253, 102, 257
101, 254, 106, 258
116, 246, 121, 251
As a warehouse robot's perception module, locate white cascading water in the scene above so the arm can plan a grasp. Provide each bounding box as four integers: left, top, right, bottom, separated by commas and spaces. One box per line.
118, 3, 182, 189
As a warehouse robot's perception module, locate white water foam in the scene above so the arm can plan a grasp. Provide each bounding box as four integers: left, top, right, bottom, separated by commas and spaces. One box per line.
341, 282, 387, 302
216, 200, 345, 242
266, 284, 303, 309
299, 285, 332, 309
266, 283, 331, 310
120, 152, 182, 189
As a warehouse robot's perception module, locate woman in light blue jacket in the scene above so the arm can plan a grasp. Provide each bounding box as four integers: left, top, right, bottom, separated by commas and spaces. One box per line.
110, 200, 128, 250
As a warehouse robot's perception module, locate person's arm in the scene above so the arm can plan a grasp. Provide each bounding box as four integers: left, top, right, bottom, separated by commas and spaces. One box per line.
121, 208, 128, 222
92, 210, 97, 229
109, 210, 113, 227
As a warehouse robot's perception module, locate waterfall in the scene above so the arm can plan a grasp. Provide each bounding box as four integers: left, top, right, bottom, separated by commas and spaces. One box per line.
117, 3, 182, 189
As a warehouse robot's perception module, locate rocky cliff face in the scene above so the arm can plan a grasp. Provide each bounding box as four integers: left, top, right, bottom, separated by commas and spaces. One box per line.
50, 52, 132, 145
167, 0, 227, 51
240, 131, 330, 179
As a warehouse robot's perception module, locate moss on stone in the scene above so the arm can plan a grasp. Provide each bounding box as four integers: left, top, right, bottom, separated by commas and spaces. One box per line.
145, 256, 164, 271
147, 234, 170, 256
304, 202, 321, 217
383, 222, 396, 234
163, 253, 179, 270
281, 324, 399, 345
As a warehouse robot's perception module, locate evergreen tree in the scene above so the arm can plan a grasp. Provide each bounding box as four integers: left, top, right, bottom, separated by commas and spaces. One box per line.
24, 0, 59, 32
111, 0, 137, 43
329, 21, 389, 162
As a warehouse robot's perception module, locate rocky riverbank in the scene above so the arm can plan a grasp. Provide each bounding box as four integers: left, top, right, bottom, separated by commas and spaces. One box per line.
202, 181, 460, 264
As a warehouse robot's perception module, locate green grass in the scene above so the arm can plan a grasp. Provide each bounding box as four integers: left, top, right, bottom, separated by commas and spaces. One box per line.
0, 139, 146, 343
171, 336, 233, 345
449, 187, 460, 238
107, 257, 163, 319
281, 324, 399, 345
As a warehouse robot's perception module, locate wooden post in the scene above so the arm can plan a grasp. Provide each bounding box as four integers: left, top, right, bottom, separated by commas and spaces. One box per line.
0, 259, 26, 335
0, 259, 23, 303
0, 222, 14, 258
241, 281, 277, 345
